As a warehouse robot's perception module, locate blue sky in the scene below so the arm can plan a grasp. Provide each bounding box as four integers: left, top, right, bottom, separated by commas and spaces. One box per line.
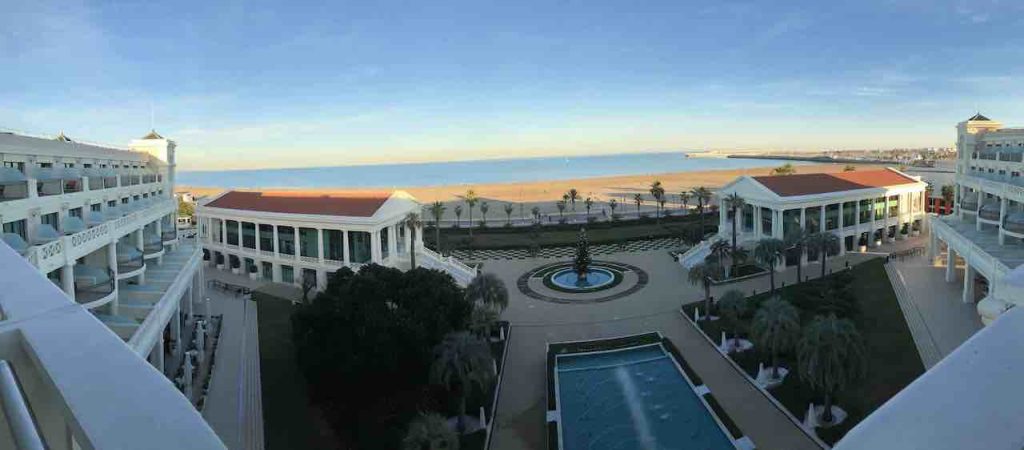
2, 0, 1024, 170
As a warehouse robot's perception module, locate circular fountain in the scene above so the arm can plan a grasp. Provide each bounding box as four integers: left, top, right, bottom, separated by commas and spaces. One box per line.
548, 266, 617, 291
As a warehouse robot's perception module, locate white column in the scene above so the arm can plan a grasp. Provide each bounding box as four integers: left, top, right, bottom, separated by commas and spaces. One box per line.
773, 209, 782, 239
342, 230, 350, 265
171, 303, 181, 358
237, 221, 243, 248
187, 282, 195, 322
316, 269, 327, 291
61, 263, 75, 301
946, 248, 956, 283
819, 206, 826, 233
387, 225, 398, 260
370, 229, 382, 263
753, 205, 761, 238
220, 220, 227, 245
272, 263, 282, 283
962, 263, 975, 304
317, 228, 325, 263
999, 197, 1008, 245
404, 223, 413, 255
255, 223, 262, 252
799, 208, 808, 266
294, 227, 300, 258
108, 241, 119, 315
272, 225, 280, 256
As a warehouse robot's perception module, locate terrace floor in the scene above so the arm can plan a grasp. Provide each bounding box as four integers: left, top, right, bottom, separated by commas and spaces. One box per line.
938, 215, 1024, 268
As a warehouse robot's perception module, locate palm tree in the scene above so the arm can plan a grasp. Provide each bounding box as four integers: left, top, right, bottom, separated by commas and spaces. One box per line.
609, 199, 618, 220
469, 305, 500, 340
785, 226, 808, 283
464, 190, 478, 238
680, 191, 691, 214
724, 192, 747, 252
503, 203, 514, 226
771, 163, 797, 176
709, 239, 731, 278
718, 290, 749, 351
649, 180, 665, 223
454, 205, 463, 228
687, 261, 720, 321
403, 412, 459, 450
429, 201, 446, 251
530, 206, 541, 223
633, 193, 643, 217
941, 184, 955, 205
754, 238, 786, 294
466, 272, 509, 314
562, 193, 570, 206
750, 296, 800, 379
691, 187, 712, 238
556, 201, 566, 222
567, 188, 579, 211
808, 232, 840, 279
479, 201, 489, 228
843, 164, 856, 172
430, 332, 495, 433
584, 197, 593, 219
797, 315, 867, 424
405, 212, 422, 269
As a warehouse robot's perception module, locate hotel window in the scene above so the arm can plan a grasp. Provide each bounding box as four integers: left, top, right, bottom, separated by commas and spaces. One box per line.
121, 197, 129, 204
64, 163, 74, 168
225, 220, 239, 246
69, 207, 82, 218
348, 231, 372, 264
211, 219, 223, 243
83, 163, 92, 168
107, 200, 116, 208
888, 195, 899, 218
324, 230, 345, 261
281, 265, 294, 284
873, 198, 886, 220
782, 209, 801, 237
3, 161, 25, 173
805, 206, 821, 232
259, 225, 275, 252
133, 195, 140, 201
761, 207, 773, 235
39, 162, 52, 168
41, 212, 59, 230
299, 228, 319, 258
241, 222, 256, 249
843, 201, 856, 226
91, 203, 101, 212
2, 219, 27, 241
278, 226, 295, 255
742, 204, 754, 232
825, 204, 840, 230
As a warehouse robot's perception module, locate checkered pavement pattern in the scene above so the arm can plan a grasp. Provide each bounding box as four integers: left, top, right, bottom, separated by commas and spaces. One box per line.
450, 237, 688, 261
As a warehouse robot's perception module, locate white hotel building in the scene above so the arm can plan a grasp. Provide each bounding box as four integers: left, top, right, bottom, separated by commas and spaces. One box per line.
929, 113, 1024, 324
196, 190, 477, 289
680, 168, 929, 269
0, 131, 222, 448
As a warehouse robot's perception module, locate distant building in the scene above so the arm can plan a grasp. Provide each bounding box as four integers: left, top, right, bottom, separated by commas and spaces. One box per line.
679, 168, 928, 269
195, 190, 477, 289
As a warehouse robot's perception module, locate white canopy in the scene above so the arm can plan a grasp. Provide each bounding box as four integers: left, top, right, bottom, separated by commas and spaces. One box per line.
32, 224, 60, 245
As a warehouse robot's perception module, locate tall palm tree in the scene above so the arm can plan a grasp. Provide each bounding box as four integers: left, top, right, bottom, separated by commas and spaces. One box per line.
691, 187, 712, 238
609, 199, 618, 220
556, 201, 566, 222
568, 188, 579, 211
797, 315, 867, 424
454, 205, 463, 228
808, 232, 840, 279
584, 197, 593, 219
503, 203, 514, 226
687, 261, 720, 321
466, 272, 509, 314
680, 191, 691, 214
754, 238, 786, 294
469, 305, 500, 340
941, 184, 955, 205
429, 201, 446, 251
724, 192, 747, 252
479, 201, 489, 228
718, 290, 749, 350
750, 296, 800, 379
464, 190, 478, 238
430, 332, 495, 433
530, 206, 541, 223
709, 239, 731, 278
405, 212, 422, 269
633, 193, 643, 217
403, 412, 459, 450
785, 226, 808, 283
649, 180, 665, 223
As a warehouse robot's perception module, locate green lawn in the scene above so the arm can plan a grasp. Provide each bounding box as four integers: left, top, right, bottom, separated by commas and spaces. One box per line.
255, 292, 342, 450
425, 212, 716, 251
685, 258, 924, 444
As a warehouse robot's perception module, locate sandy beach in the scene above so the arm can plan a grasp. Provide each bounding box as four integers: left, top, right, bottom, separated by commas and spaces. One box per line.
179, 162, 890, 221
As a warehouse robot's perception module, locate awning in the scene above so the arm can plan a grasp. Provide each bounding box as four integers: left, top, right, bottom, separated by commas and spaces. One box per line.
0, 167, 27, 185
32, 224, 60, 245
1, 233, 28, 254
27, 167, 64, 181
62, 217, 86, 235
74, 265, 111, 285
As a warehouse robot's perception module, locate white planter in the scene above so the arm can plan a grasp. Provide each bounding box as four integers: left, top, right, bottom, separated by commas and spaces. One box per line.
912, 230, 921, 237
249, 272, 259, 280
216, 264, 224, 270
858, 245, 867, 252
231, 268, 240, 275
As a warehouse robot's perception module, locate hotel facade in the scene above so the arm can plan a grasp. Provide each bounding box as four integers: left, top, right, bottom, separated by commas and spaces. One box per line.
679, 168, 929, 269
195, 190, 477, 289
0, 131, 222, 448
930, 114, 1024, 324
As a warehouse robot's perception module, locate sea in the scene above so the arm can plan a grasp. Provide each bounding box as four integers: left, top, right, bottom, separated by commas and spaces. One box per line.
177, 152, 814, 189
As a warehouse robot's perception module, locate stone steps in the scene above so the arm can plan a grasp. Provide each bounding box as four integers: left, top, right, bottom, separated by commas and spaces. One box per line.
884, 262, 943, 369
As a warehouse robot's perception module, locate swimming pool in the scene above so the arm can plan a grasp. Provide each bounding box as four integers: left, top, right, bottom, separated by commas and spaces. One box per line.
554, 343, 737, 450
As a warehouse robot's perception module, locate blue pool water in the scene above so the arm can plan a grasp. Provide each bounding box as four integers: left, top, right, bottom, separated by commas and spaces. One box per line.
556, 345, 734, 450
550, 268, 614, 290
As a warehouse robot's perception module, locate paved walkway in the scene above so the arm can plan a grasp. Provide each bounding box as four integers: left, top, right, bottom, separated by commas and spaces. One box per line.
201, 268, 267, 450
886, 252, 982, 368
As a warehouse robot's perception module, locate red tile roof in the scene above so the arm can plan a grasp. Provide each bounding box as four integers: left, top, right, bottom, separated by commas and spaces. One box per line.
751, 169, 920, 197
205, 190, 392, 217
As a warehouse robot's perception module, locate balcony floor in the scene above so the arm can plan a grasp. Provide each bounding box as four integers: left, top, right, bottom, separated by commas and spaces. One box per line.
938, 216, 1024, 268
105, 242, 198, 339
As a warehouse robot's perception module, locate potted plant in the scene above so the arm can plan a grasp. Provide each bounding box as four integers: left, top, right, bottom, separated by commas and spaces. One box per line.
858, 236, 867, 253
230, 257, 241, 275
203, 249, 211, 267
215, 253, 224, 270
248, 264, 259, 280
